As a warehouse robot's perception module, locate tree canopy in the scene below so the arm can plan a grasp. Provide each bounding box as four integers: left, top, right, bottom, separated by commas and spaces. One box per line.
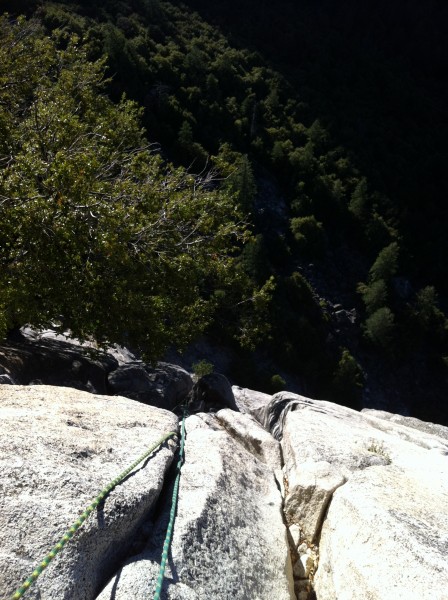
1, 1, 448, 424
0, 16, 259, 357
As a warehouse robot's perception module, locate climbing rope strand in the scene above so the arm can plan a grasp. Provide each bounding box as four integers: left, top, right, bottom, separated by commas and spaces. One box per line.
153, 413, 186, 600
11, 430, 177, 600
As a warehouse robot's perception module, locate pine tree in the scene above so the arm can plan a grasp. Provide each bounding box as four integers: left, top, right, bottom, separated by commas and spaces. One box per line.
349, 177, 369, 219
369, 242, 400, 282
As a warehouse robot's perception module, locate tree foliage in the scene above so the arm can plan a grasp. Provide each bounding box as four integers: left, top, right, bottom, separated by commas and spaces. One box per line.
358, 279, 388, 315
0, 16, 254, 357
1, 2, 448, 418
410, 286, 448, 346
331, 349, 364, 409
290, 215, 326, 258
364, 307, 395, 349
368, 242, 400, 283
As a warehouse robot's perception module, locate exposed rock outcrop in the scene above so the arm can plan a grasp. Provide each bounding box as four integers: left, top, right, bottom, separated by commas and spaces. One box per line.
0, 336, 117, 393
2, 381, 448, 600
187, 373, 238, 413
0, 385, 178, 600
260, 391, 448, 600
1, 386, 293, 600
0, 328, 193, 411
97, 410, 293, 599
108, 362, 193, 411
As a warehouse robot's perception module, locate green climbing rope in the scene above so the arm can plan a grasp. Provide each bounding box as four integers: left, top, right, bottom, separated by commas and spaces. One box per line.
153, 413, 186, 600
11, 430, 177, 600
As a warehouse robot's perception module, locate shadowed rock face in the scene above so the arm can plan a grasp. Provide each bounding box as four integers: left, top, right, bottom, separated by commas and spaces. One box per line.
108, 362, 193, 411
187, 373, 238, 414
0, 328, 193, 412
0, 336, 117, 393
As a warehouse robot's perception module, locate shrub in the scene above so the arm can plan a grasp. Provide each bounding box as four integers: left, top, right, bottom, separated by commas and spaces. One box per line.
192, 360, 214, 378
412, 286, 447, 345
269, 374, 286, 393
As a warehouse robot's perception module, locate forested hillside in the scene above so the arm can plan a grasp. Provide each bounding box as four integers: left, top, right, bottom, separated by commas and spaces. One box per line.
1, 0, 447, 424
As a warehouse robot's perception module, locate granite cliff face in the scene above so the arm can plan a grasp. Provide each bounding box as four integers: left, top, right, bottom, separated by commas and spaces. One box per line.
1, 350, 448, 599
241, 391, 448, 600
0, 386, 293, 600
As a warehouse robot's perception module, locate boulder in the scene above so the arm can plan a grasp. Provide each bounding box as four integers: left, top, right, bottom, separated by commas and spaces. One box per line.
96, 409, 294, 600
0, 385, 178, 600
187, 373, 238, 413
107, 362, 193, 411
17, 326, 142, 367
232, 385, 272, 418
